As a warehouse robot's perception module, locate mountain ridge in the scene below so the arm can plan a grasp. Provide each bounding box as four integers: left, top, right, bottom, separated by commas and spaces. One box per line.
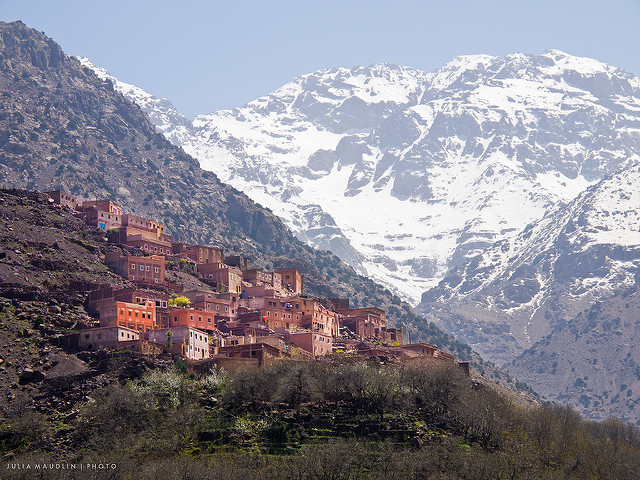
417, 162, 640, 420
90, 49, 640, 304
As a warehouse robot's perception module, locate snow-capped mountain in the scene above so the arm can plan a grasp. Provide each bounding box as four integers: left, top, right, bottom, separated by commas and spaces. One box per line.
81, 51, 640, 305
417, 164, 640, 420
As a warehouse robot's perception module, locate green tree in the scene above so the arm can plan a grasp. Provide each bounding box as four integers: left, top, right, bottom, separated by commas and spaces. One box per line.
168, 294, 191, 307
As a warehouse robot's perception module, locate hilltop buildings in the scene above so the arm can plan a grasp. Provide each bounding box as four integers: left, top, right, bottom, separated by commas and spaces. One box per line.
47, 190, 462, 369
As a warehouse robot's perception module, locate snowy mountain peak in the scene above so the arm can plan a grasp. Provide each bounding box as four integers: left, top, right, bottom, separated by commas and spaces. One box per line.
81, 51, 640, 305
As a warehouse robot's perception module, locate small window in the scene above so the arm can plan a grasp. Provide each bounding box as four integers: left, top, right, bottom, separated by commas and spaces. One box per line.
131, 264, 136, 270
198, 316, 202, 322
140, 265, 144, 271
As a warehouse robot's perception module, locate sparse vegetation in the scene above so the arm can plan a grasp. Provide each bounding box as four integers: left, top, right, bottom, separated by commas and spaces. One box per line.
3, 359, 640, 479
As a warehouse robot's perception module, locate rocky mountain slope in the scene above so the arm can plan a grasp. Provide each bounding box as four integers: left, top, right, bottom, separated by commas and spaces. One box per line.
0, 20, 478, 360
84, 51, 640, 304
417, 164, 640, 420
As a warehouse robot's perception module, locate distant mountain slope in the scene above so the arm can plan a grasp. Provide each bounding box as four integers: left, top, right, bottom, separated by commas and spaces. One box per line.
417, 164, 640, 420
87, 51, 640, 303
0, 20, 477, 362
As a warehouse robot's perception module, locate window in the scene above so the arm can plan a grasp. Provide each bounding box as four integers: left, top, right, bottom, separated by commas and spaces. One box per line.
146, 266, 150, 271
215, 305, 219, 310
173, 317, 178, 323
131, 264, 136, 270
121, 332, 124, 337
162, 301, 167, 308
208, 318, 212, 323
198, 316, 202, 322
140, 265, 144, 271
225, 306, 228, 312
190, 315, 194, 321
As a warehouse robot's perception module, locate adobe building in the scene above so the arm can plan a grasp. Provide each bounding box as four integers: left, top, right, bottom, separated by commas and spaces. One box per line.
45, 190, 79, 210
111, 228, 172, 255
284, 331, 333, 357
242, 296, 305, 331
224, 255, 251, 272
277, 269, 303, 294
335, 300, 389, 342
108, 213, 173, 254
78, 325, 140, 350
198, 262, 243, 295
121, 213, 168, 239
76, 199, 123, 230
97, 299, 157, 333
147, 326, 210, 360
105, 252, 165, 285
166, 308, 216, 333
88, 285, 169, 312
218, 341, 290, 367
181, 290, 235, 321
292, 297, 339, 338
173, 243, 223, 264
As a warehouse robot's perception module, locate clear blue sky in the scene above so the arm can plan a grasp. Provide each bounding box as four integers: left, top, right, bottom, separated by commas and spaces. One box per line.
2, 0, 639, 118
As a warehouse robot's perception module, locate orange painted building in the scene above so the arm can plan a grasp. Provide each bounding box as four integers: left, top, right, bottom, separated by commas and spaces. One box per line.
167, 308, 216, 332
97, 300, 157, 332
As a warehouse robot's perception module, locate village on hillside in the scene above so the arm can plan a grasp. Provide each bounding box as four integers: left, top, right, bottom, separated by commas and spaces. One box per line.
44, 190, 468, 372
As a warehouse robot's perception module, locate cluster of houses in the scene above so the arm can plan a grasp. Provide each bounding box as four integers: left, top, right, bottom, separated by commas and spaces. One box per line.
46, 190, 465, 371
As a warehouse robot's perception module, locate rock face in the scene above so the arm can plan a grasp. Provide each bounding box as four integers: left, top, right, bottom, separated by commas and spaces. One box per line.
417, 164, 640, 421
86, 51, 640, 303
